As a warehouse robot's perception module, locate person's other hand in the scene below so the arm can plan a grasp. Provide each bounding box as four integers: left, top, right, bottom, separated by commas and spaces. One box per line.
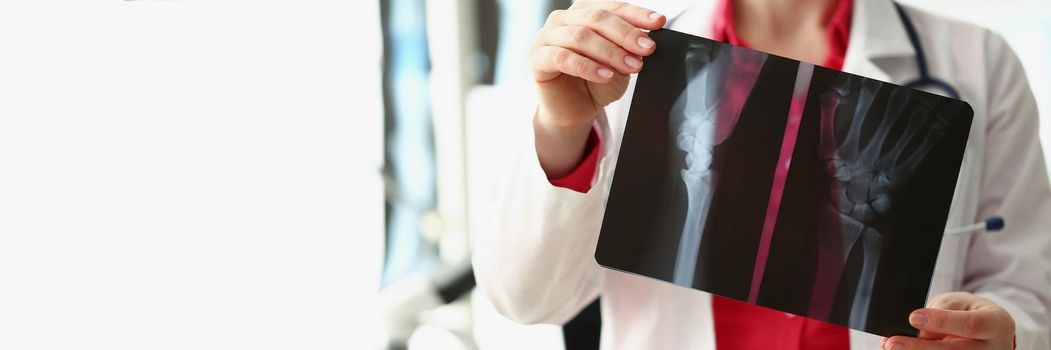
882, 292, 1015, 350
531, 1, 664, 132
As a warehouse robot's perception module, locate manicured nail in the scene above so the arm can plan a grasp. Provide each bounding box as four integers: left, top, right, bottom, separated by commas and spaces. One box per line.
637, 36, 655, 49
649, 12, 662, 20
909, 312, 928, 327
597, 67, 613, 79
624, 56, 642, 69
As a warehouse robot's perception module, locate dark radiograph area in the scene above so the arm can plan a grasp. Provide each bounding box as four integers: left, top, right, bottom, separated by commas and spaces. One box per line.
594, 29, 973, 337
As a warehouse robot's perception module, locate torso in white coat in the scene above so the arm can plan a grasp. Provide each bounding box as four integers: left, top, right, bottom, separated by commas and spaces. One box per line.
472, 0, 1051, 349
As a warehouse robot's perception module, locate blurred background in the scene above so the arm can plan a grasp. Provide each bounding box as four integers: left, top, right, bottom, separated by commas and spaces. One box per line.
0, 1, 1046, 350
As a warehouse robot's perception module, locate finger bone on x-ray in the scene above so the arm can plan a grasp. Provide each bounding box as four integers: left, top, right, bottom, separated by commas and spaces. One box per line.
811, 75, 950, 329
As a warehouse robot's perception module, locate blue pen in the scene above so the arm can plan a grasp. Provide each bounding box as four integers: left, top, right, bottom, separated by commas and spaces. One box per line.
944, 216, 1005, 236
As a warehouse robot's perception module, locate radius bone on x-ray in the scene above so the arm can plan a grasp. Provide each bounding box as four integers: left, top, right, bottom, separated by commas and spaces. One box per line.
671, 42, 767, 287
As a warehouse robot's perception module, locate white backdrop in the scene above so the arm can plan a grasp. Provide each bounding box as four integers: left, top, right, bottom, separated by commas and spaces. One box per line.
0, 1, 385, 349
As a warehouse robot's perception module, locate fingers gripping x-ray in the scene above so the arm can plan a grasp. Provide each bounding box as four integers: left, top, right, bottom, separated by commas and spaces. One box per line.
809, 75, 949, 328
670, 43, 767, 287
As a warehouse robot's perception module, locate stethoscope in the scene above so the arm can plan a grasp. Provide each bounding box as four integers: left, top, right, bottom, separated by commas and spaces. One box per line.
891, 2, 962, 100
667, 1, 995, 235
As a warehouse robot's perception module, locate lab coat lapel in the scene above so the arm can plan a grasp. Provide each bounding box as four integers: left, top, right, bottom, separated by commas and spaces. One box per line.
665, 0, 717, 36
842, 0, 918, 84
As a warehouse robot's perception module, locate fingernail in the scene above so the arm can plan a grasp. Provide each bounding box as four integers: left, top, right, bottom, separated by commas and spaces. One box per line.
597, 67, 613, 79
909, 312, 928, 327
649, 12, 662, 20
624, 56, 642, 69
637, 36, 655, 49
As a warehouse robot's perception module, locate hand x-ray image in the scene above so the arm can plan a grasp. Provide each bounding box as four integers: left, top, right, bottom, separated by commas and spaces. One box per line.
595, 29, 974, 337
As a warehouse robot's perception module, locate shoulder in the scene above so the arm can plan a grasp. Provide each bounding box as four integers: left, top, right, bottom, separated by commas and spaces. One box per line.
897, 3, 1022, 77
895, 3, 984, 37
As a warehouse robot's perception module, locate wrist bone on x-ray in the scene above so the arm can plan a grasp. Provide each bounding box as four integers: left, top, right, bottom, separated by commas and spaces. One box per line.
671, 42, 768, 287
809, 75, 950, 328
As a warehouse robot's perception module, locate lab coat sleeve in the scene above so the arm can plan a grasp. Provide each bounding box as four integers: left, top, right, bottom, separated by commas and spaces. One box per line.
962, 31, 1051, 350
473, 107, 619, 325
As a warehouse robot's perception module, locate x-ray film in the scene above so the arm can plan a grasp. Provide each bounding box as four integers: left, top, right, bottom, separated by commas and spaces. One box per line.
595, 29, 974, 337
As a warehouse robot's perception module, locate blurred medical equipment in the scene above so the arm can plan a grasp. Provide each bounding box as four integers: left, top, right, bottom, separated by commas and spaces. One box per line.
380, 260, 476, 349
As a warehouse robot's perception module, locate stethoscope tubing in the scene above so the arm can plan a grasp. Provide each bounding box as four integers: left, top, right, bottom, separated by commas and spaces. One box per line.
892, 1, 962, 100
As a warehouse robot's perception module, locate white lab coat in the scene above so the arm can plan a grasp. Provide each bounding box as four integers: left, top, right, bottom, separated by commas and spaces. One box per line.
472, 0, 1051, 349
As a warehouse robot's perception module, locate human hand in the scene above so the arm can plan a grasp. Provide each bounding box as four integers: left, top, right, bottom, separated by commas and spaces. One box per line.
530, 1, 665, 177
882, 292, 1015, 350
530, 1, 665, 132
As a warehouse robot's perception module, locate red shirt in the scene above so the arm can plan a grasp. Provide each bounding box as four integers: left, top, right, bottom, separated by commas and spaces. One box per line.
548, 1, 855, 348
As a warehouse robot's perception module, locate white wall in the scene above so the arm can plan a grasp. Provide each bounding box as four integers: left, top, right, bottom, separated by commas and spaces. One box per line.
0, 1, 385, 349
